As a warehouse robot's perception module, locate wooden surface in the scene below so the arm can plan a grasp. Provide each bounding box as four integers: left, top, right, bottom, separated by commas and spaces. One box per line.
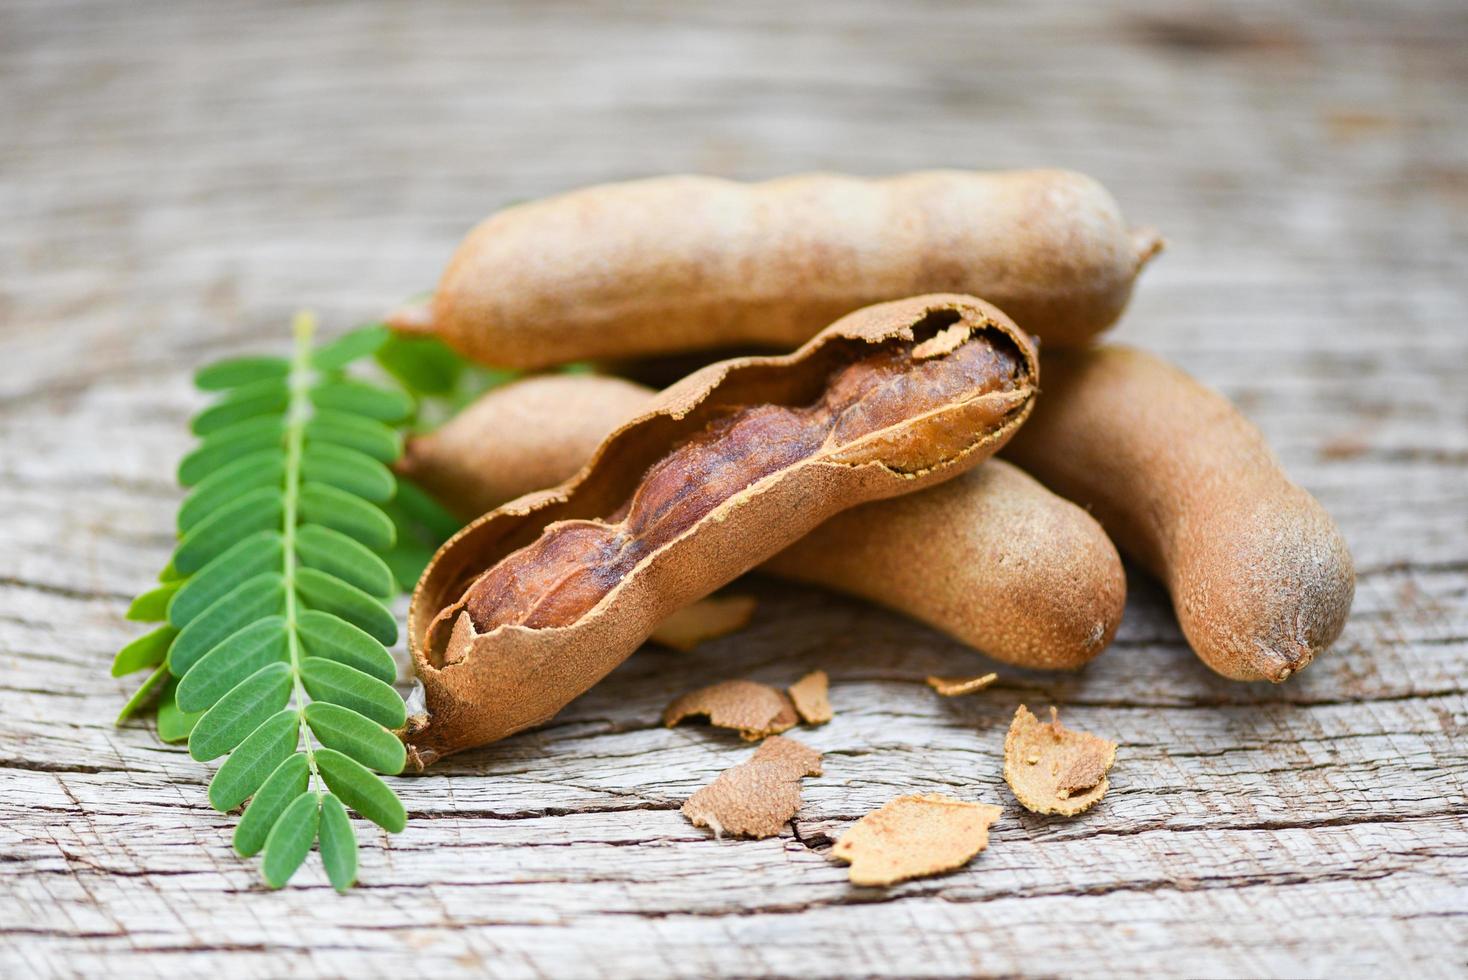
3, 0, 1466, 976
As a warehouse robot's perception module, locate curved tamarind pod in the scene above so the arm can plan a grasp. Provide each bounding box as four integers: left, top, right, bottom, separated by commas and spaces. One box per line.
1004, 345, 1354, 682
404, 295, 1038, 765
393, 170, 1161, 368
404, 379, 1122, 672
762, 463, 1123, 671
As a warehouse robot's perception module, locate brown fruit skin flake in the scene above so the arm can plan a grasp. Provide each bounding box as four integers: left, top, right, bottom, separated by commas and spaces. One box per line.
648, 595, 759, 652
681, 736, 823, 839
787, 670, 832, 725
925, 672, 998, 697
832, 794, 1002, 886
1003, 705, 1117, 816
663, 680, 798, 740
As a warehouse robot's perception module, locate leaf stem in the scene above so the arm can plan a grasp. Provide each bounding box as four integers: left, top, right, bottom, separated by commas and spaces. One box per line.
284, 311, 323, 797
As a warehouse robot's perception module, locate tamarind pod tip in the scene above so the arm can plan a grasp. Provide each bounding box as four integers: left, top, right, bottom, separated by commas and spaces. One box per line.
387, 298, 436, 336
1131, 226, 1166, 270
1006, 345, 1354, 683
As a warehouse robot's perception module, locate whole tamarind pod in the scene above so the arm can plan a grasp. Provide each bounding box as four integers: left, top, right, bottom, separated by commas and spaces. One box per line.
405, 295, 1038, 765
762, 463, 1123, 671
392, 170, 1162, 368
404, 378, 1122, 672
1004, 346, 1354, 682
398, 374, 653, 517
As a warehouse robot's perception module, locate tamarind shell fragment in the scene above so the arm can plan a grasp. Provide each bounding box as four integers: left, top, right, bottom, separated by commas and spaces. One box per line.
401, 377, 1122, 674
1004, 345, 1355, 682
404, 295, 1038, 766
399, 170, 1161, 368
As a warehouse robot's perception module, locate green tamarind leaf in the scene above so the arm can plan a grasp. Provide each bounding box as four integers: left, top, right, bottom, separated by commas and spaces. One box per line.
168, 531, 285, 629
169, 572, 287, 677
303, 702, 406, 774
112, 624, 177, 677
295, 524, 395, 599
301, 443, 395, 503
116, 664, 170, 724
195, 355, 290, 391
177, 450, 286, 533
157, 679, 204, 743
262, 791, 321, 889
305, 411, 401, 463
188, 662, 293, 762
207, 709, 300, 812
295, 568, 397, 645
309, 378, 414, 423
175, 615, 290, 713
157, 560, 184, 583
234, 753, 310, 857
318, 793, 358, 893
172, 486, 285, 574
177, 415, 286, 486
126, 583, 180, 623
301, 657, 406, 729
296, 610, 397, 685
311, 323, 391, 371
299, 482, 395, 552
191, 379, 290, 435
315, 747, 406, 832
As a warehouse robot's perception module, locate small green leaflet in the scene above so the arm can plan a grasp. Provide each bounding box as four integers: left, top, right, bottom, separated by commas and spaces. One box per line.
157, 681, 204, 743
300, 657, 406, 729
318, 793, 358, 893
194, 355, 290, 391
300, 444, 394, 503
296, 610, 397, 684
177, 450, 286, 533
112, 625, 177, 677
207, 709, 300, 812
295, 523, 395, 598
234, 753, 310, 857
303, 701, 407, 774
262, 791, 322, 889
126, 583, 179, 622
316, 747, 406, 833
189, 662, 294, 761
112, 311, 437, 890
192, 379, 291, 435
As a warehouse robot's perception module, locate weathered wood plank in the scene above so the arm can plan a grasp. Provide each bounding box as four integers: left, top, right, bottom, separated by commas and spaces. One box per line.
1, 0, 1465, 976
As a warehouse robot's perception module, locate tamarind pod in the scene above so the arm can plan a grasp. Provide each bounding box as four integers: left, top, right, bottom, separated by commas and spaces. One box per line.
1004, 346, 1354, 682
398, 374, 653, 518
404, 295, 1038, 765
404, 378, 1122, 671
397, 170, 1161, 369
762, 462, 1123, 671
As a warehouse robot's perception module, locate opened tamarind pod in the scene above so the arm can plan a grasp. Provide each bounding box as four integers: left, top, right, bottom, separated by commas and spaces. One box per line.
404, 295, 1038, 765
390, 170, 1161, 368
1004, 345, 1354, 682
405, 379, 1121, 671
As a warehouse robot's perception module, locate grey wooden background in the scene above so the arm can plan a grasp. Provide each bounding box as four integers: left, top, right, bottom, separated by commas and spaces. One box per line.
2, 0, 1465, 977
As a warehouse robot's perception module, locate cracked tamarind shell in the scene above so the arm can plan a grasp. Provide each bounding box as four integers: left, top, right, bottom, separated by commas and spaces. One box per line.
403, 294, 1038, 766
391, 169, 1162, 367
1004, 345, 1355, 682
400, 380, 1123, 675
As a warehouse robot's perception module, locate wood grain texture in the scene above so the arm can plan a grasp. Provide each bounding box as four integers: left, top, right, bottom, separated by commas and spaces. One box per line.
1, 0, 1465, 977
